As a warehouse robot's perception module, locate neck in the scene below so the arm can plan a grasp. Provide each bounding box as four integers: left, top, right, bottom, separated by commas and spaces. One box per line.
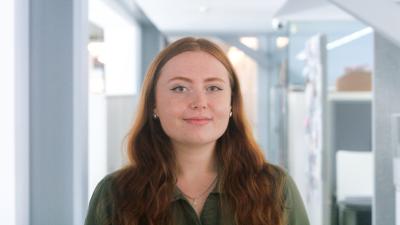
173, 141, 218, 179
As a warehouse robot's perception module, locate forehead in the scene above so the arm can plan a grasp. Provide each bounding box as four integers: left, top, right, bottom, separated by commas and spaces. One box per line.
158, 51, 230, 82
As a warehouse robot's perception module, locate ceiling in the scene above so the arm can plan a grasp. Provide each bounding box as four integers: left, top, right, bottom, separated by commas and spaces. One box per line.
133, 0, 354, 35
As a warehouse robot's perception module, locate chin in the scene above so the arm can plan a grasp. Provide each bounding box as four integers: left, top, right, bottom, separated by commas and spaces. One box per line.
178, 137, 218, 147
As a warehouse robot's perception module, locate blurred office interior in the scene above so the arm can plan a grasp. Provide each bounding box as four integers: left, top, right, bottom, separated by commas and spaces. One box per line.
1, 0, 400, 225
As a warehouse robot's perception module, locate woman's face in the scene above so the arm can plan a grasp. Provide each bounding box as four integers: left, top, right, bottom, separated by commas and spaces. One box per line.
154, 51, 232, 148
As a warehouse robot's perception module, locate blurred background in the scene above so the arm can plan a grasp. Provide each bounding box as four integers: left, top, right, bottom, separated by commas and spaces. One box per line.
1, 0, 400, 225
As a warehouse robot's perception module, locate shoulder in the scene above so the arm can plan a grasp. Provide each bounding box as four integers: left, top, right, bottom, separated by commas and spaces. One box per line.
85, 172, 119, 225
272, 166, 310, 225
260, 164, 303, 207
283, 175, 310, 225
259, 163, 298, 194
96, 173, 115, 190
259, 162, 287, 187
259, 163, 310, 225
92, 171, 119, 200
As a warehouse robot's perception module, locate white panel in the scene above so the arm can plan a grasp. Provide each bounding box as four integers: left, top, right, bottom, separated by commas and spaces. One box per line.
0, 0, 16, 224
73, 0, 89, 224
288, 91, 309, 205
397, 191, 400, 225
88, 94, 108, 198
336, 151, 373, 201
104, 25, 141, 95
89, 0, 142, 95
393, 115, 400, 225
106, 95, 137, 172
393, 114, 400, 158
14, 0, 30, 224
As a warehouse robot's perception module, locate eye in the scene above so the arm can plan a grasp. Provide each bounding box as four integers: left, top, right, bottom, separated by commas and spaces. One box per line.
170, 85, 187, 92
207, 85, 223, 92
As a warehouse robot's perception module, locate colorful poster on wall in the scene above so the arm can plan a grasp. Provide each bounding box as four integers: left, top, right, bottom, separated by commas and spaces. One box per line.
302, 34, 328, 225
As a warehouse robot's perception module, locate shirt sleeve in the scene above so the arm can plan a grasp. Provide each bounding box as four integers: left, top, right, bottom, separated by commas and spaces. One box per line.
85, 175, 114, 225
284, 173, 310, 225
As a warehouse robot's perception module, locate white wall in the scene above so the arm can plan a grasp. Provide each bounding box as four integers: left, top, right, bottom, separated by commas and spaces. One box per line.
14, 0, 30, 224
88, 94, 108, 198
88, 0, 142, 201
329, 0, 400, 47
0, 1, 16, 224
89, 0, 142, 96
88, 94, 137, 198
0, 0, 30, 224
88, 0, 142, 198
106, 95, 137, 172
288, 91, 308, 202
88, 94, 138, 197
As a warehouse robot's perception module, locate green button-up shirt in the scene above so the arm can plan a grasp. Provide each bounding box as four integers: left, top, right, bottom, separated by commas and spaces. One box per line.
85, 171, 310, 225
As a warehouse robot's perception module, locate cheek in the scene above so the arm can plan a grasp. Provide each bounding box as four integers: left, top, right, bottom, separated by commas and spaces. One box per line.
210, 103, 231, 132
156, 96, 186, 120
156, 89, 173, 113
213, 105, 231, 138
214, 105, 231, 117
210, 94, 231, 114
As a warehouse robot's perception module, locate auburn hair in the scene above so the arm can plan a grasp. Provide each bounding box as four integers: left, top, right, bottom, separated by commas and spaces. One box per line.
110, 37, 286, 225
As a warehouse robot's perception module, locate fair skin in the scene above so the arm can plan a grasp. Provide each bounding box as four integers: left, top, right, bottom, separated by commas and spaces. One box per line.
154, 51, 232, 216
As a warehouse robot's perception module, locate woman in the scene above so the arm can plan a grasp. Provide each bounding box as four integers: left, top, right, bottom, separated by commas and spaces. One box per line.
85, 37, 309, 225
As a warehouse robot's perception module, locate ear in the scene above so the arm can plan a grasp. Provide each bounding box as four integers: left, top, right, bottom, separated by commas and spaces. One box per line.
153, 107, 158, 115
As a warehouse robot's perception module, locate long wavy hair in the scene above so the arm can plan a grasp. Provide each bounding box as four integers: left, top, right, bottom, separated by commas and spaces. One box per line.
110, 37, 286, 225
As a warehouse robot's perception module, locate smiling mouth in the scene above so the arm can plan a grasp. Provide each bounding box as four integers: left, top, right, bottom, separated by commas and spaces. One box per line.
183, 118, 212, 125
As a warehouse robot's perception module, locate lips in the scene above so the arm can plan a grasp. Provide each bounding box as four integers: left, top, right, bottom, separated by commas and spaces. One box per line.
183, 117, 212, 125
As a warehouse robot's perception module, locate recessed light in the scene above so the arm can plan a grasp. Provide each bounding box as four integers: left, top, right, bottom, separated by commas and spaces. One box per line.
276, 37, 289, 48
199, 5, 209, 13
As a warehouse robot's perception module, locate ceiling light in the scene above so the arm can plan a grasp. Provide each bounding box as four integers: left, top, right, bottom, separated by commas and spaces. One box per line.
199, 5, 209, 13
296, 26, 373, 61
326, 27, 373, 50
227, 47, 245, 64
276, 37, 289, 48
290, 24, 298, 34
240, 37, 259, 50
296, 52, 306, 61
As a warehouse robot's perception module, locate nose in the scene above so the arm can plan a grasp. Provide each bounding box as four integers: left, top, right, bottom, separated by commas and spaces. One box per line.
190, 90, 207, 110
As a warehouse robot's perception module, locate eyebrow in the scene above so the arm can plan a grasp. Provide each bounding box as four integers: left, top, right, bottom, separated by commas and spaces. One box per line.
167, 76, 226, 83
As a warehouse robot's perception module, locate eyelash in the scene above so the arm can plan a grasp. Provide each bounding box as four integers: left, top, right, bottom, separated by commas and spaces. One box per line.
170, 85, 223, 93
207, 86, 223, 91
170, 86, 187, 92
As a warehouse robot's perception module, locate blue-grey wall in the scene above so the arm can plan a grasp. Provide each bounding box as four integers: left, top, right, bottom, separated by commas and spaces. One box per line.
373, 33, 400, 225
30, 0, 88, 224
332, 101, 372, 151
288, 21, 373, 86
139, 23, 165, 89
